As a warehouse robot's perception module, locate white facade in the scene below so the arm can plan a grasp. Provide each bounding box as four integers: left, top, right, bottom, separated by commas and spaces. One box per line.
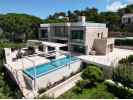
39, 16, 114, 55
122, 14, 133, 24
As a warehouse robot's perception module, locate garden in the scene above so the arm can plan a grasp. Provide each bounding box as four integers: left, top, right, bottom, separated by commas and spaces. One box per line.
58, 65, 116, 99
59, 56, 133, 99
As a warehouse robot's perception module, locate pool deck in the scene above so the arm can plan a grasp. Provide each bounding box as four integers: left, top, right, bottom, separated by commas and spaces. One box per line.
78, 48, 133, 67
11, 56, 50, 70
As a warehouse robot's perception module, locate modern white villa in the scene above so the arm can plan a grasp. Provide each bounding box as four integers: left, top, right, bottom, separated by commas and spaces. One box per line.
4, 16, 133, 98
39, 16, 114, 55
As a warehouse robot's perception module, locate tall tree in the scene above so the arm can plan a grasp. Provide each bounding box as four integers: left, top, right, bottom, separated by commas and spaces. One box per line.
113, 64, 133, 89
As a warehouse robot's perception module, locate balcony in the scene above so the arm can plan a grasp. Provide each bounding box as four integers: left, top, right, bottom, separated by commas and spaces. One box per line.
71, 39, 85, 44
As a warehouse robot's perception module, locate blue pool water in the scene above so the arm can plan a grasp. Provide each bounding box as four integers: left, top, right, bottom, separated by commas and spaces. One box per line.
24, 56, 80, 79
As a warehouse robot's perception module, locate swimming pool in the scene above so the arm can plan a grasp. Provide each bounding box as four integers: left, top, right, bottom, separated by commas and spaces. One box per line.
24, 56, 80, 79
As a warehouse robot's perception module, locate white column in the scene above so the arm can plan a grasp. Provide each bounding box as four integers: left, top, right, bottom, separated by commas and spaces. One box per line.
55, 47, 60, 58
35, 47, 38, 53
32, 79, 38, 96
4, 48, 13, 64
44, 46, 48, 53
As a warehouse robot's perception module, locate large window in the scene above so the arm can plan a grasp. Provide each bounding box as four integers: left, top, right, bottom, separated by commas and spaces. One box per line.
71, 30, 84, 44
54, 26, 68, 37
97, 32, 103, 39
128, 18, 131, 23
60, 46, 68, 51
71, 30, 84, 40
41, 29, 48, 38
48, 46, 55, 51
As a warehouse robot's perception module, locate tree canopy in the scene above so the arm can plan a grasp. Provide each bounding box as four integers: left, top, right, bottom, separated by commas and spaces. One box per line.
0, 48, 22, 98
45, 4, 133, 32
0, 13, 43, 42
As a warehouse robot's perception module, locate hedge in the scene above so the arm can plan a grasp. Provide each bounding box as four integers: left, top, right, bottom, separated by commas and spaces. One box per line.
115, 39, 133, 46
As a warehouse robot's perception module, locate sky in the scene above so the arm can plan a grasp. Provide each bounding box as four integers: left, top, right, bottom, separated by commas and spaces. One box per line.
0, 0, 133, 19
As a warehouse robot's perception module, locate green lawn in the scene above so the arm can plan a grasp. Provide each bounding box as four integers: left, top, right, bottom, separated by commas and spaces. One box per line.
58, 82, 116, 99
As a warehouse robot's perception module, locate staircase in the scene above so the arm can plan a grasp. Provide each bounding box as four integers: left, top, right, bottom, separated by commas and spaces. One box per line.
12, 69, 37, 98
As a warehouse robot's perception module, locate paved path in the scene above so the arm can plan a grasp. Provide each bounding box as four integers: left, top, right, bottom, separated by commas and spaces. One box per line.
40, 72, 82, 98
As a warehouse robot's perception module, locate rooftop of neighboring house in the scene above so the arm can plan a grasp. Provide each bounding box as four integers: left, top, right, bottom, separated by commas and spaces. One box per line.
40, 16, 107, 28
122, 13, 133, 18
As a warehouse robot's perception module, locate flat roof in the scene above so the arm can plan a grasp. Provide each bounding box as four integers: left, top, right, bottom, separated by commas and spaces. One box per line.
27, 40, 67, 48
40, 22, 106, 28
42, 41, 67, 48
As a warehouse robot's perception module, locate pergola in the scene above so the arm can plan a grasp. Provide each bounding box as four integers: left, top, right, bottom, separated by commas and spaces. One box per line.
42, 41, 68, 57
27, 40, 68, 57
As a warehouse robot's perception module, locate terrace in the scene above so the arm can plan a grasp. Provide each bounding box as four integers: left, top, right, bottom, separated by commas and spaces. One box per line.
4, 41, 80, 98
79, 48, 133, 67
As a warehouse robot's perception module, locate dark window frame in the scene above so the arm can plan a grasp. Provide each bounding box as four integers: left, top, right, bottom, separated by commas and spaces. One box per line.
71, 30, 84, 40
41, 29, 48, 38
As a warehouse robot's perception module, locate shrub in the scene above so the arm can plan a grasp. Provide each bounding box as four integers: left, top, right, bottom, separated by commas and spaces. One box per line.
28, 46, 35, 55
115, 39, 133, 46
61, 76, 67, 81
38, 88, 47, 94
119, 58, 128, 64
118, 55, 133, 64
128, 55, 133, 64
102, 67, 113, 79
76, 80, 87, 88
70, 72, 75, 76
73, 86, 82, 94
90, 91, 115, 99
81, 65, 103, 84
81, 62, 88, 69
40, 94, 52, 99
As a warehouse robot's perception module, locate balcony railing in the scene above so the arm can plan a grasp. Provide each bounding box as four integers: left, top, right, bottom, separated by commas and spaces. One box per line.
71, 39, 84, 44
52, 33, 68, 38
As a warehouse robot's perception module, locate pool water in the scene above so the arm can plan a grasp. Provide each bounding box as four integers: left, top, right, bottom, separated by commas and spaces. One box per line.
24, 56, 80, 79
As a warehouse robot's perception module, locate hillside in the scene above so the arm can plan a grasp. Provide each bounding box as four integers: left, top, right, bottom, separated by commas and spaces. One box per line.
0, 4, 133, 43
